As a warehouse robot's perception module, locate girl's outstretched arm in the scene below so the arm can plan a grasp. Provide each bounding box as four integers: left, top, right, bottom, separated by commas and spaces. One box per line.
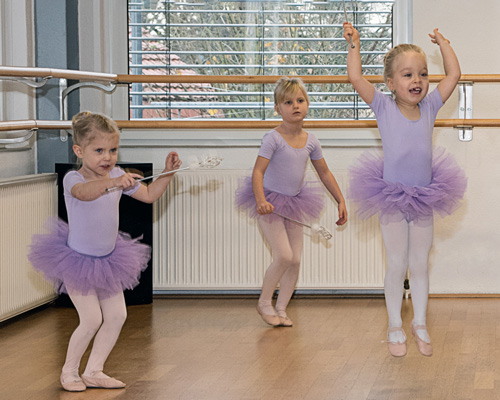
71, 172, 141, 201
430, 28, 461, 103
311, 158, 347, 226
132, 152, 182, 203
252, 156, 274, 215
343, 22, 375, 105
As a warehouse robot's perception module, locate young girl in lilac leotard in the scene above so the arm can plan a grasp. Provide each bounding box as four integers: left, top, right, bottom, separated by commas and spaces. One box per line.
344, 23, 466, 357
29, 112, 181, 391
235, 77, 347, 327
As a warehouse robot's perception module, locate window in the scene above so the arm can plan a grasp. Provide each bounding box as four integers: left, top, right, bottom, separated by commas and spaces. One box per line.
128, 0, 394, 121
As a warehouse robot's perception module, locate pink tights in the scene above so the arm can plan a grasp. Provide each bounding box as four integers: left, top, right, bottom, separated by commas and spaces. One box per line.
61, 289, 127, 378
258, 217, 304, 314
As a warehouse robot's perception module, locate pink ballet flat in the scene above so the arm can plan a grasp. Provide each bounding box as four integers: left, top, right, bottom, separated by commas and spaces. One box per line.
256, 303, 280, 326
412, 324, 433, 357
277, 311, 293, 327
60, 373, 86, 392
82, 373, 126, 389
385, 327, 407, 357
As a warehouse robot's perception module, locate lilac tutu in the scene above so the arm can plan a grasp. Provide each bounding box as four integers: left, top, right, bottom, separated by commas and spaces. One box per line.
349, 147, 467, 224
28, 218, 151, 299
234, 175, 324, 223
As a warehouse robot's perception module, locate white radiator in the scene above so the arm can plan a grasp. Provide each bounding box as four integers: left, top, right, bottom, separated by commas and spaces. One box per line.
153, 170, 386, 292
0, 174, 58, 322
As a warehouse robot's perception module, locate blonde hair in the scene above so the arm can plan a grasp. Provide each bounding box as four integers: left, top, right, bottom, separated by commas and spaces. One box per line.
71, 111, 119, 146
383, 44, 427, 83
274, 77, 309, 105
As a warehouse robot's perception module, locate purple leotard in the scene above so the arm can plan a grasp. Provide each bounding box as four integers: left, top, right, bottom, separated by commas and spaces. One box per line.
64, 168, 140, 256
349, 89, 467, 224
374, 88, 442, 187
235, 129, 325, 223
28, 167, 151, 298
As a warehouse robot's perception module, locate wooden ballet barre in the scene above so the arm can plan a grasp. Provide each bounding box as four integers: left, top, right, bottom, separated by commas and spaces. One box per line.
1, 66, 500, 85
1, 119, 500, 132
115, 74, 500, 85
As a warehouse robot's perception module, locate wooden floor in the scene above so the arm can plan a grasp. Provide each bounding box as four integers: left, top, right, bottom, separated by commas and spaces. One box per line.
1, 297, 500, 400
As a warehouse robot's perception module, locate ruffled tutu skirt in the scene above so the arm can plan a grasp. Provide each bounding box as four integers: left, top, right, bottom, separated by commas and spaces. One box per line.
234, 176, 324, 223
28, 218, 151, 299
349, 147, 467, 225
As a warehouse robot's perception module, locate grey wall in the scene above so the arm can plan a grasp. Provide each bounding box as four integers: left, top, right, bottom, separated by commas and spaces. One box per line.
34, 0, 79, 172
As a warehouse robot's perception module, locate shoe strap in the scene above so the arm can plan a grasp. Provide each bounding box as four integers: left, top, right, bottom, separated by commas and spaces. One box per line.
413, 324, 427, 330
385, 327, 407, 344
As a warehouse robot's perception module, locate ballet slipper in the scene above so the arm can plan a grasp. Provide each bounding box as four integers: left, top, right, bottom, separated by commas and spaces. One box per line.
276, 310, 293, 327
81, 371, 126, 389
256, 302, 280, 326
60, 372, 86, 392
385, 327, 407, 357
411, 323, 433, 357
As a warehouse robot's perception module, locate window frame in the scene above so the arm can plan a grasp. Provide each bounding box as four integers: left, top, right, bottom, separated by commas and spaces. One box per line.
126, 0, 408, 122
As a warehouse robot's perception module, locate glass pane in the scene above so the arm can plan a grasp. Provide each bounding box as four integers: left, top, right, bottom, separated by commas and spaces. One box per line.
128, 0, 394, 120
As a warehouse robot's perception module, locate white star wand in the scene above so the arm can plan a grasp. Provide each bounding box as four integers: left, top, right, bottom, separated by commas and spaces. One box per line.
106, 155, 223, 193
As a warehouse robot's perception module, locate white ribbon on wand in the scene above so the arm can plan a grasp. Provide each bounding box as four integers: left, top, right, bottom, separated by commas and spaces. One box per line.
272, 211, 333, 240
105, 155, 223, 193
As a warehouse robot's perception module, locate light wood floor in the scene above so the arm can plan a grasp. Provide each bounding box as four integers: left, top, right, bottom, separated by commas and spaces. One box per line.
1, 297, 500, 400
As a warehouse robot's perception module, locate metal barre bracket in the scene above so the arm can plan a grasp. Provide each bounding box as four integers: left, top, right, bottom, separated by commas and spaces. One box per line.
0, 75, 52, 88
458, 81, 474, 142
59, 79, 118, 142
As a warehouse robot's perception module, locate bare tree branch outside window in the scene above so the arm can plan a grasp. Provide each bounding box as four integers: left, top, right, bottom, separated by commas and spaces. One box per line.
128, 0, 394, 121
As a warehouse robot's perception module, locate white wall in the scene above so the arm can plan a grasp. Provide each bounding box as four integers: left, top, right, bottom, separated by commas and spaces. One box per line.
413, 0, 500, 293
0, 0, 36, 178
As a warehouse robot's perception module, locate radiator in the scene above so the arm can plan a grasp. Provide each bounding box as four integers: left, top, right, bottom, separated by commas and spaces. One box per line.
153, 170, 386, 292
0, 174, 58, 322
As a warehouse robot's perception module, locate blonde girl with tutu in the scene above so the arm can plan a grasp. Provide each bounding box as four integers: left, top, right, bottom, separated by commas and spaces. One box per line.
236, 77, 347, 327
343, 23, 466, 357
29, 112, 181, 391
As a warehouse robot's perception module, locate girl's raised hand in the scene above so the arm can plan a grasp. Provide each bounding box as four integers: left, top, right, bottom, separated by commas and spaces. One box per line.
164, 151, 182, 172
343, 22, 359, 44
429, 28, 450, 46
256, 200, 274, 215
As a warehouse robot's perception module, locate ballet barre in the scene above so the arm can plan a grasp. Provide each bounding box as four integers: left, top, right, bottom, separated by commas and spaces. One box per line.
1, 119, 500, 133
1, 66, 500, 84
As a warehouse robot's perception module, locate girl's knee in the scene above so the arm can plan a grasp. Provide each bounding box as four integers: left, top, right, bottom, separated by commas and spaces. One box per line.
79, 313, 103, 334
275, 251, 295, 267
105, 308, 127, 327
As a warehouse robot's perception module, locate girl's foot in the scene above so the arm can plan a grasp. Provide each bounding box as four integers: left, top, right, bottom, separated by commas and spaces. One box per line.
386, 327, 407, 357
276, 310, 293, 327
60, 372, 86, 392
256, 301, 280, 326
81, 371, 126, 389
411, 323, 433, 357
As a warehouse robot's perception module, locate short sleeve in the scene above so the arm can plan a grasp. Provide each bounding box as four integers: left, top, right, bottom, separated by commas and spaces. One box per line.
63, 170, 85, 198
308, 134, 323, 160
368, 89, 390, 117
258, 131, 278, 160
424, 87, 444, 119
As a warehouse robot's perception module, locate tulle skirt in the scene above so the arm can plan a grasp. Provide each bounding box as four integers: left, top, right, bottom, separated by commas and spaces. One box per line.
234, 176, 324, 223
349, 147, 467, 225
28, 218, 151, 299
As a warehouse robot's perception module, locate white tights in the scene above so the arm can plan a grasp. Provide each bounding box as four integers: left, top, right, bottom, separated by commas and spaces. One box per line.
258, 217, 304, 314
61, 289, 127, 378
380, 216, 433, 342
